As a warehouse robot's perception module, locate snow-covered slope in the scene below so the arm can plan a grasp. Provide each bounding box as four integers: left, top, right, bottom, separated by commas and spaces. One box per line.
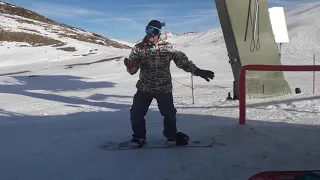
163, 1, 320, 93
165, 2, 320, 60
0, 1, 131, 67
165, 29, 225, 47
281, 1, 320, 63
111, 39, 135, 48
1, 2, 320, 180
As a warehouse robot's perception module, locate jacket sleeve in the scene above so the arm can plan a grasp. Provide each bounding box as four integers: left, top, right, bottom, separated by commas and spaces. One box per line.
126, 45, 143, 75
170, 49, 198, 74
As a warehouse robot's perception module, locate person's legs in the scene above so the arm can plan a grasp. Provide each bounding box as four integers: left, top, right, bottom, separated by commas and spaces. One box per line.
130, 90, 153, 141
155, 92, 177, 140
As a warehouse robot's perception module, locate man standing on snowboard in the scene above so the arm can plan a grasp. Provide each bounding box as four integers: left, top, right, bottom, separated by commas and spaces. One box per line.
124, 20, 215, 147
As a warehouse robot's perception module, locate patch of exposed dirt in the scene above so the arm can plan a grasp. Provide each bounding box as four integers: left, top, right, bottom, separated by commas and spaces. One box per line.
65, 56, 123, 69
0, 29, 62, 46
57, 47, 76, 52
0, 70, 30, 76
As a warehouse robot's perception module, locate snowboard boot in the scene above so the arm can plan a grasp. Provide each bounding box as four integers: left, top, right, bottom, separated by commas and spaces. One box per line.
166, 132, 189, 146
166, 138, 176, 146
175, 132, 189, 146
130, 136, 146, 147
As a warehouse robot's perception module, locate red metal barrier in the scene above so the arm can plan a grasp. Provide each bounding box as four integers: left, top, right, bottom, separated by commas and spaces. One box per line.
239, 65, 320, 125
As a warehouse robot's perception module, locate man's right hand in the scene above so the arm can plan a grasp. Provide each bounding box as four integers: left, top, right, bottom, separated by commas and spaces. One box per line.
124, 58, 136, 69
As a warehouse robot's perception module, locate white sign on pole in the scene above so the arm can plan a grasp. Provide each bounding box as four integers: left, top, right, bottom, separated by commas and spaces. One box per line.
268, 7, 290, 43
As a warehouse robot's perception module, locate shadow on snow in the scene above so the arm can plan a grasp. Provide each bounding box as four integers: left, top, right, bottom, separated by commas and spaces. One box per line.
0, 74, 320, 180
0, 74, 133, 110
0, 105, 320, 180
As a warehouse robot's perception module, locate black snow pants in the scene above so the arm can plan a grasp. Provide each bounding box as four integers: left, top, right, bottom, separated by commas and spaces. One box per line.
130, 90, 177, 139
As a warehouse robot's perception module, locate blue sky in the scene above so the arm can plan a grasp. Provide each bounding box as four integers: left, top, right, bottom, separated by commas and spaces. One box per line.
3, 0, 318, 42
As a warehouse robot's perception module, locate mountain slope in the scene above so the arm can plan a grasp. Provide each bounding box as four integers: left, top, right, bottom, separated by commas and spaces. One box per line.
0, 1, 130, 49
0, 1, 133, 67
164, 1, 320, 65
161, 2, 320, 96
281, 1, 320, 64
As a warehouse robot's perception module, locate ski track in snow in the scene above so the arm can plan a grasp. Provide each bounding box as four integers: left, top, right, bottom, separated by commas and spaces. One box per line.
1, 2, 320, 180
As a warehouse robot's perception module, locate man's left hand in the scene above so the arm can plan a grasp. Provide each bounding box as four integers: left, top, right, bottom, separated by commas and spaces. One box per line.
194, 69, 215, 82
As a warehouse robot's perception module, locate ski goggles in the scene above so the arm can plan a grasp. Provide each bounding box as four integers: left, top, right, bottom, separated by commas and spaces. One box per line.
145, 26, 161, 36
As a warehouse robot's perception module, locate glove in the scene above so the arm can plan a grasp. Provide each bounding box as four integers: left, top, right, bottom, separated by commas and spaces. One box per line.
194, 68, 214, 82
124, 58, 136, 69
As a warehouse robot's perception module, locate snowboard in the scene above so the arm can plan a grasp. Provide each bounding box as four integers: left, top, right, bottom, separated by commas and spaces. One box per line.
100, 137, 215, 151
249, 170, 320, 180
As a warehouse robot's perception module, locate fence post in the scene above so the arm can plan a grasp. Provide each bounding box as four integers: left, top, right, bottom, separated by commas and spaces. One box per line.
191, 74, 195, 104
314, 54, 316, 94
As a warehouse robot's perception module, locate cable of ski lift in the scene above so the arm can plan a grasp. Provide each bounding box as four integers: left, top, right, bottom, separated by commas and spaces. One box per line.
244, 0, 261, 52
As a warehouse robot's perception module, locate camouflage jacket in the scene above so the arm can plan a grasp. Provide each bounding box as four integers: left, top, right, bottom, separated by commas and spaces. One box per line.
127, 39, 199, 93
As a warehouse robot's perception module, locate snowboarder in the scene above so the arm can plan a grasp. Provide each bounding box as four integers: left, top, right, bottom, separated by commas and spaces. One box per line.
124, 20, 215, 147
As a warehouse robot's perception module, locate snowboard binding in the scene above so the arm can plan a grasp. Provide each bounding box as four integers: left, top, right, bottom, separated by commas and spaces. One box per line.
175, 132, 189, 146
